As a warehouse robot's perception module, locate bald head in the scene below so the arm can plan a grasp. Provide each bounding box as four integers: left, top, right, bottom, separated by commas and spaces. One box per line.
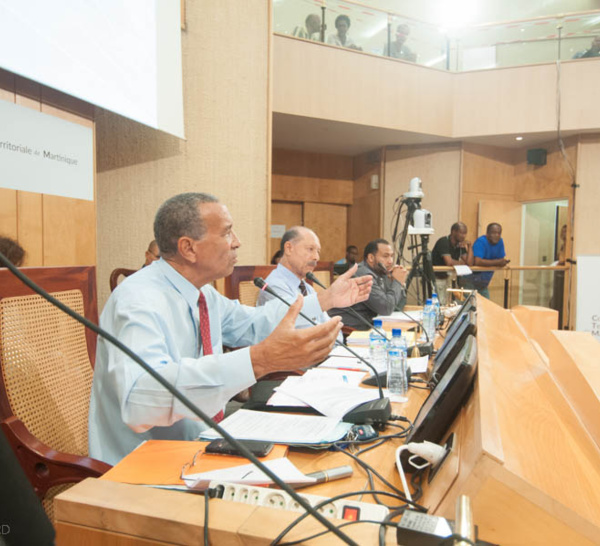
280, 226, 321, 279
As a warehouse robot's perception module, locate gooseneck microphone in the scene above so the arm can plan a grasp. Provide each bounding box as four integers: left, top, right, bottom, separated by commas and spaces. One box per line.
254, 277, 391, 427
0, 252, 357, 546
377, 262, 431, 346
305, 271, 388, 339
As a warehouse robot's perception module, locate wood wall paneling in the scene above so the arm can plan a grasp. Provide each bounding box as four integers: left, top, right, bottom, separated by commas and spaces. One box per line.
272, 148, 353, 179
0, 189, 18, 239
383, 145, 461, 264
17, 192, 43, 266
271, 175, 353, 205
348, 150, 382, 257
0, 72, 96, 269
270, 201, 303, 260
303, 203, 347, 262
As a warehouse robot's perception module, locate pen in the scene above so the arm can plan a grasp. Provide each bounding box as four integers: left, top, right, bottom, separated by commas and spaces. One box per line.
293, 465, 354, 489
337, 367, 364, 372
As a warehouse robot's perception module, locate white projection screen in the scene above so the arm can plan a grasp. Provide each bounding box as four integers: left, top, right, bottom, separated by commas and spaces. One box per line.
0, 0, 184, 139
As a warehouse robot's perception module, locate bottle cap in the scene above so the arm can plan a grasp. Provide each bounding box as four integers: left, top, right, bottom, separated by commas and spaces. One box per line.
426, 298, 432, 304
373, 319, 383, 328
432, 293, 438, 298
392, 328, 402, 337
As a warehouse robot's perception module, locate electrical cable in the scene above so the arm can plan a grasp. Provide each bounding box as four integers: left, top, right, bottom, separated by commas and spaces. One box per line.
272, 489, 414, 546
278, 518, 399, 546
0, 251, 358, 546
331, 445, 427, 511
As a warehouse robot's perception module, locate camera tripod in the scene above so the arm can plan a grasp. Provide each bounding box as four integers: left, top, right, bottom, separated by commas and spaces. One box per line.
392, 197, 438, 304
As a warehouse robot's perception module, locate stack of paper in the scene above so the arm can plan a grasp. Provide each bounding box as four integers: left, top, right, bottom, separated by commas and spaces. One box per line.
268, 369, 380, 419
374, 310, 422, 324
199, 409, 352, 445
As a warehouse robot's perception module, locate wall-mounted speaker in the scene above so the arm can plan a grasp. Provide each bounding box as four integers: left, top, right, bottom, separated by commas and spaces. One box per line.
527, 148, 547, 166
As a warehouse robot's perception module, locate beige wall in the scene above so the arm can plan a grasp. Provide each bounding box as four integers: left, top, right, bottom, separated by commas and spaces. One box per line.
273, 35, 455, 137
274, 36, 600, 142
383, 144, 462, 256
96, 0, 272, 308
0, 70, 96, 268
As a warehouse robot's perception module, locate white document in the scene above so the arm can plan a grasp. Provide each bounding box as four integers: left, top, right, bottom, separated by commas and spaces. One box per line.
329, 345, 370, 359
453, 265, 472, 276
199, 409, 351, 444
407, 356, 429, 375
375, 310, 422, 323
274, 383, 380, 420
318, 356, 372, 372
182, 457, 316, 489
267, 369, 367, 408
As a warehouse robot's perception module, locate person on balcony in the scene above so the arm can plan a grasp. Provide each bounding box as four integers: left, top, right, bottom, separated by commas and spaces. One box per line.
384, 23, 416, 62
327, 14, 362, 51
460, 223, 509, 299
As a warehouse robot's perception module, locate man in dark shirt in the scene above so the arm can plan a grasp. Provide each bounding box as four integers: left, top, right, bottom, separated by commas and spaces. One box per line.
329, 238, 407, 330
431, 222, 472, 304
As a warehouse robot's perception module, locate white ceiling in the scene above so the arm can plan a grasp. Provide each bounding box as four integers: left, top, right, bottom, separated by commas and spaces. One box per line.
272, 112, 584, 155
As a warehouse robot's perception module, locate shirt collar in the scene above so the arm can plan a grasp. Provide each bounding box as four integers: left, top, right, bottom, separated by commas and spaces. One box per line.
156, 258, 201, 309
275, 262, 304, 288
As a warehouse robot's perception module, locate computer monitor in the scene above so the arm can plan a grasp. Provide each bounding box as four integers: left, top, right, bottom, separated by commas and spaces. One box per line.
440, 291, 476, 345
429, 310, 477, 385
402, 334, 478, 471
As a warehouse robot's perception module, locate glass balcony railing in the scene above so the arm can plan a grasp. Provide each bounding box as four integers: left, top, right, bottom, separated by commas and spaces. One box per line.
274, 0, 600, 72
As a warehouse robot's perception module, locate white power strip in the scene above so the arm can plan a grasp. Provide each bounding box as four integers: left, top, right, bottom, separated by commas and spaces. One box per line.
208, 480, 389, 522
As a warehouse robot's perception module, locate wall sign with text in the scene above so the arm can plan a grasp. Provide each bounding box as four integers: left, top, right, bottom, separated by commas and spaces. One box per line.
576, 255, 600, 340
0, 99, 93, 201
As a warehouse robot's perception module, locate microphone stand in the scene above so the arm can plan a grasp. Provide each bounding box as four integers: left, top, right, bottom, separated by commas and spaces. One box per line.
254, 277, 391, 427
0, 252, 358, 546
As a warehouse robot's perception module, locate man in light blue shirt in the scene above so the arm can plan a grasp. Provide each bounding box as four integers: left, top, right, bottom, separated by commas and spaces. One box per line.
257, 227, 334, 328
89, 193, 372, 465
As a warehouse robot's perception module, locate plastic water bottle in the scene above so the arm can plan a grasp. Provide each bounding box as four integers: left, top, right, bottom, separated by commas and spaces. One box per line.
422, 298, 436, 343
387, 329, 408, 400
387, 349, 408, 401
369, 319, 387, 374
431, 293, 441, 327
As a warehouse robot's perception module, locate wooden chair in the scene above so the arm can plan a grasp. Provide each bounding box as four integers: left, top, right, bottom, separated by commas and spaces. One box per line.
109, 267, 137, 292
0, 266, 111, 521
309, 261, 334, 291
224, 265, 277, 306
224, 261, 335, 306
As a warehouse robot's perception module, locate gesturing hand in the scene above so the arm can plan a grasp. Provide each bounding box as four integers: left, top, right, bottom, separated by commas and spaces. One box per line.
250, 296, 342, 378
317, 263, 373, 311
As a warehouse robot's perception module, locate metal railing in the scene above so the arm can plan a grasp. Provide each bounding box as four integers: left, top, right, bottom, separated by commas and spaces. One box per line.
432, 264, 570, 327
274, 0, 600, 71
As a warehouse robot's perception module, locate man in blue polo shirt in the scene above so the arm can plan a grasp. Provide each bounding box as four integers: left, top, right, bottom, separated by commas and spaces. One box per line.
461, 223, 509, 299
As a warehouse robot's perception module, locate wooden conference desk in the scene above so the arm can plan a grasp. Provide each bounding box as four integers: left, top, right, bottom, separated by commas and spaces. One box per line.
54, 297, 600, 545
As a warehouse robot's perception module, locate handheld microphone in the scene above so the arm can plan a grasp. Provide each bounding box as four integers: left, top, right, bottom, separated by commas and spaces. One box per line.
254, 277, 391, 427
305, 271, 388, 339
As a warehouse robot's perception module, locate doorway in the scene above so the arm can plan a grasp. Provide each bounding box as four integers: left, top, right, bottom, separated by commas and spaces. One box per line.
519, 199, 568, 306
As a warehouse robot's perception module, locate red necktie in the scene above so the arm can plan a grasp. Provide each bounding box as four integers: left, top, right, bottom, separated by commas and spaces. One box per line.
198, 292, 224, 423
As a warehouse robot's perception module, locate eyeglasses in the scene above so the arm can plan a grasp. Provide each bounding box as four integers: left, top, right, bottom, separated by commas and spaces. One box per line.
180, 447, 205, 480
